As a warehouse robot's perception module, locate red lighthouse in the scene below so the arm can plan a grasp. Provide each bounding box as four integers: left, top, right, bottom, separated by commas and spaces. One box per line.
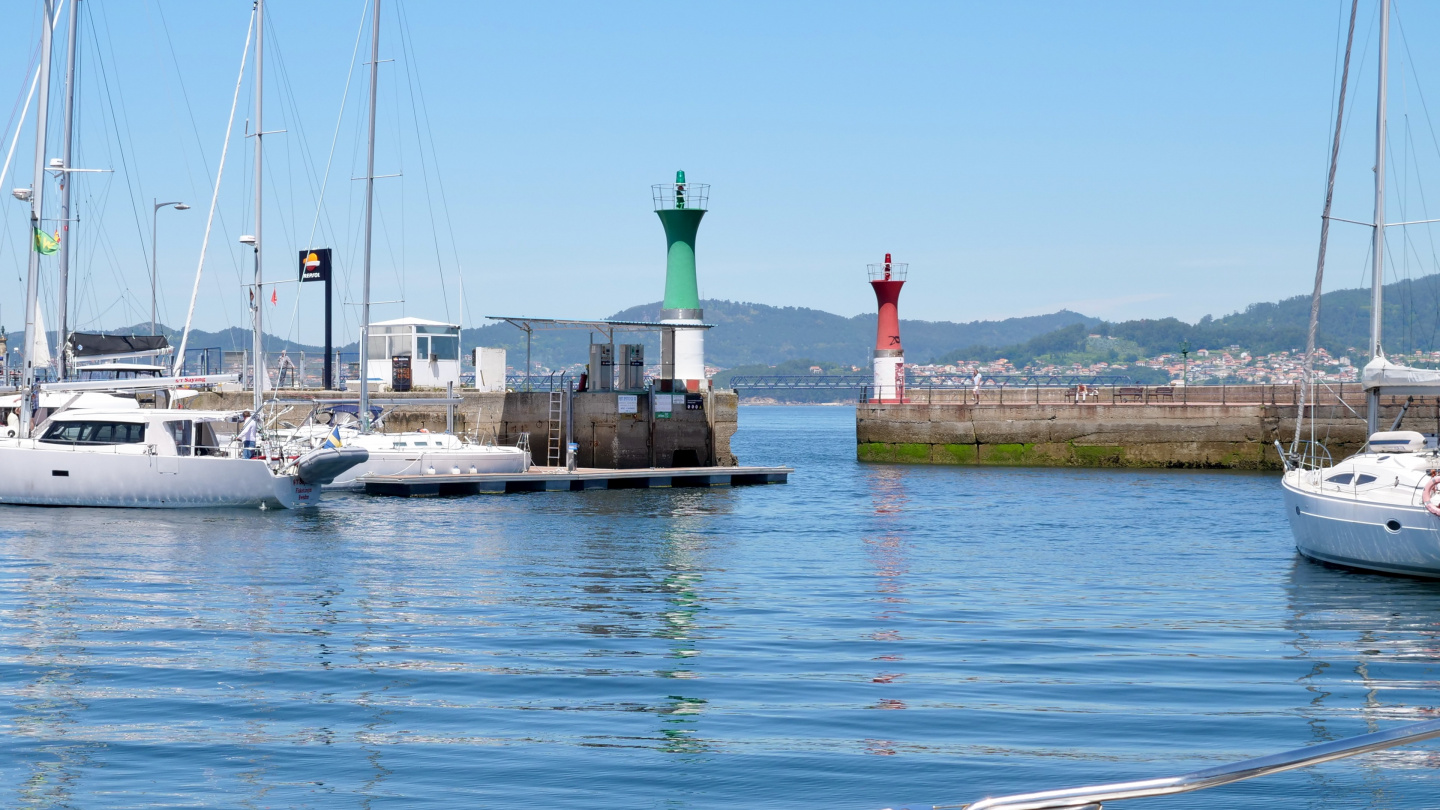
869, 254, 907, 402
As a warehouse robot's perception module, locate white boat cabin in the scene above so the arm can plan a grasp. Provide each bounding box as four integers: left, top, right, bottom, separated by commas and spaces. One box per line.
365, 317, 462, 390
31, 409, 247, 458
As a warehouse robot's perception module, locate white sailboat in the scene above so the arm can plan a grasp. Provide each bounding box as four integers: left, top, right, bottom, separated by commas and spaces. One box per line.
1, 402, 318, 509
1281, 0, 1440, 578
293, 0, 526, 488
0, 0, 365, 509
285, 415, 528, 489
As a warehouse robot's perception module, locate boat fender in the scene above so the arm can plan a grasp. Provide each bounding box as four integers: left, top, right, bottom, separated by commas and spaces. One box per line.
295, 445, 370, 486
1423, 476, 1440, 517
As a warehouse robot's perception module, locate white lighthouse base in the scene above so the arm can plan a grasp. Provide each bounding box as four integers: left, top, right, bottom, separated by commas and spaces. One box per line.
872, 354, 905, 402
664, 318, 706, 386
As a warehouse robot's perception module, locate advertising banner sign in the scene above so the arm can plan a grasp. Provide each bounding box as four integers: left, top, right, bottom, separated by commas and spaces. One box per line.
299, 248, 332, 282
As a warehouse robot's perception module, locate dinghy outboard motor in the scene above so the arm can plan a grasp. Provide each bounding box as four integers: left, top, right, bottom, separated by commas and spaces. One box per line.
295, 446, 369, 486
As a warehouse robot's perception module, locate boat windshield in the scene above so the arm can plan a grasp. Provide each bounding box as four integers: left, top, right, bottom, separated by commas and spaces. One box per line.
40, 420, 147, 445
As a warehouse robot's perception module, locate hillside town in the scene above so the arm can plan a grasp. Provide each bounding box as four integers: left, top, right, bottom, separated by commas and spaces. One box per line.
907, 341, 1365, 385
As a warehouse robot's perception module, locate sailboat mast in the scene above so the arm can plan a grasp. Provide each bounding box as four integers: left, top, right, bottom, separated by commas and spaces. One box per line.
1368, 0, 1390, 437
19, 0, 57, 439
359, 0, 380, 432
251, 0, 265, 415
56, 0, 79, 381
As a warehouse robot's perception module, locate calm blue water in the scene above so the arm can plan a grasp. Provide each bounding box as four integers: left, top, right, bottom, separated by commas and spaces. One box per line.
1, 405, 1438, 809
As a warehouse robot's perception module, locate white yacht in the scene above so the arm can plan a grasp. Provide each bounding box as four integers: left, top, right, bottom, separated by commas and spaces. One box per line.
0, 404, 365, 509
1281, 0, 1440, 578
1284, 359, 1440, 578
282, 405, 528, 489
1283, 433, 1440, 578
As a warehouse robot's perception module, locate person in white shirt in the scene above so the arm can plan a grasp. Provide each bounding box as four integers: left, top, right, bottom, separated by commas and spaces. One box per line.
237, 410, 259, 458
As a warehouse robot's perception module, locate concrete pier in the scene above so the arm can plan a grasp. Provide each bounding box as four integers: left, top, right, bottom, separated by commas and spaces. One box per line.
857, 384, 1433, 470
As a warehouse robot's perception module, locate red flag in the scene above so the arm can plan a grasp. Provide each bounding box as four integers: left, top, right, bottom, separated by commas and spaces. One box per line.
270, 288, 278, 305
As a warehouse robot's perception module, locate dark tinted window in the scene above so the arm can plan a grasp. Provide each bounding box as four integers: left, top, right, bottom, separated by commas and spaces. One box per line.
1325, 473, 1354, 485
40, 421, 146, 445
1355, 474, 1378, 485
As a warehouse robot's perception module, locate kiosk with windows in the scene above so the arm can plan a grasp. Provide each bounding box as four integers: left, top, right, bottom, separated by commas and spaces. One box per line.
364, 318, 462, 391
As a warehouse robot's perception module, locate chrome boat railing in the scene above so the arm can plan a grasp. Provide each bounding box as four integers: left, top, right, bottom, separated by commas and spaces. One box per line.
885, 718, 1440, 810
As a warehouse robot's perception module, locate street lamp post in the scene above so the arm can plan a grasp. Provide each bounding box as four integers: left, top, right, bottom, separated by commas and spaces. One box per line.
1180, 339, 1190, 404
151, 200, 190, 338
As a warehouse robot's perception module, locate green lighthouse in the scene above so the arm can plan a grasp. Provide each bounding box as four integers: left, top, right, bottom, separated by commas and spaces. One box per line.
653, 170, 709, 385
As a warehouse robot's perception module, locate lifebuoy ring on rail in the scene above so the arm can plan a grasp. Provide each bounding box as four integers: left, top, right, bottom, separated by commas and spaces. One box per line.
1423, 475, 1440, 517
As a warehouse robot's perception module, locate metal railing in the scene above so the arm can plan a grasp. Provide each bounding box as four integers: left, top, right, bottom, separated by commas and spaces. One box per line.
179, 346, 223, 376
506, 372, 573, 392
652, 182, 709, 211
729, 374, 873, 390
884, 718, 1440, 810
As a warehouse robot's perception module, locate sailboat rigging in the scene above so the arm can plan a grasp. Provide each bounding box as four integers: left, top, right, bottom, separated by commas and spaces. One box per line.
1282, 0, 1440, 578
274, 0, 527, 488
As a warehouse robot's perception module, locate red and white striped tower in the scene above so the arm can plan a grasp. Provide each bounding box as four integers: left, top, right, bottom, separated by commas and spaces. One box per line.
868, 254, 907, 403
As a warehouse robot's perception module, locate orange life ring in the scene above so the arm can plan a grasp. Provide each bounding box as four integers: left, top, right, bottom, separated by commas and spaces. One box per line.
1423, 477, 1440, 517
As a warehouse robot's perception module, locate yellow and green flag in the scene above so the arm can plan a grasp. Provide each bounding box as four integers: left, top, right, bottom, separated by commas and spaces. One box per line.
33, 227, 58, 255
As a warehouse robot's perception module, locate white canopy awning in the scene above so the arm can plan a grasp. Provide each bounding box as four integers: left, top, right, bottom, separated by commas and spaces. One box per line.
1362, 356, 1440, 394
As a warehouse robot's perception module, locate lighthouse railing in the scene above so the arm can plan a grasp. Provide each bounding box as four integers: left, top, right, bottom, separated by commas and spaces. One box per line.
651, 183, 709, 211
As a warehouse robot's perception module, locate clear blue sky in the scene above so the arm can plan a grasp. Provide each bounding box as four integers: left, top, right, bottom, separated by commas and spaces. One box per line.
3, 0, 1439, 349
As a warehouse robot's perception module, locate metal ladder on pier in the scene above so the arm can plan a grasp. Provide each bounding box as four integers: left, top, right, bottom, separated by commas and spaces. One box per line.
546, 390, 563, 467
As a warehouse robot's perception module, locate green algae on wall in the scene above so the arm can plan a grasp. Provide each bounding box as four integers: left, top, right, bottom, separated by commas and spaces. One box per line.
1070, 444, 1125, 465
938, 443, 978, 463
856, 440, 1283, 469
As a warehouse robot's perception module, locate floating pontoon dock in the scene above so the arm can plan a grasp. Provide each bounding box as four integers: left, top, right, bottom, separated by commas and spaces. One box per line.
363, 465, 792, 497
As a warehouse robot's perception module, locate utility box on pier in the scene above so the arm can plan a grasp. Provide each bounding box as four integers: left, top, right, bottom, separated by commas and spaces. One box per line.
617, 344, 645, 390
589, 344, 615, 391
474, 347, 506, 392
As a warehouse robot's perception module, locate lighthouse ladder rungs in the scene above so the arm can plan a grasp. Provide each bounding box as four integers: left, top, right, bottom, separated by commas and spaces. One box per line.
546, 390, 563, 467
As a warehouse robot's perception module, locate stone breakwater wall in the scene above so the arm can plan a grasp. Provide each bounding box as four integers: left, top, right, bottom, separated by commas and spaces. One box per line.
856, 397, 1430, 470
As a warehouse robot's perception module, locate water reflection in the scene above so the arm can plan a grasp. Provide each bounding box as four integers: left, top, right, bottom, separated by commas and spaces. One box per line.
653, 495, 713, 756
865, 467, 911, 756
12, 556, 89, 809
1284, 555, 1440, 795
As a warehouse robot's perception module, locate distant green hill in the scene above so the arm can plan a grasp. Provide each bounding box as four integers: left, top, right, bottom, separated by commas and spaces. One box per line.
459, 300, 1099, 371
931, 273, 1440, 369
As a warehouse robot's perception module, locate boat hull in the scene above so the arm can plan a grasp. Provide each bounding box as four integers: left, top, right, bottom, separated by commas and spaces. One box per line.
326, 445, 528, 489
0, 443, 314, 509
1282, 476, 1440, 578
